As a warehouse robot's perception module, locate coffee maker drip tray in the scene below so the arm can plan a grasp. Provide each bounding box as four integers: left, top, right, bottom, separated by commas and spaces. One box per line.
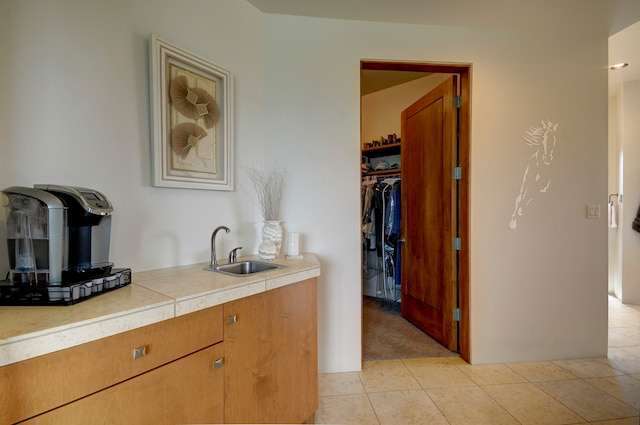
0, 268, 132, 306
63, 262, 115, 283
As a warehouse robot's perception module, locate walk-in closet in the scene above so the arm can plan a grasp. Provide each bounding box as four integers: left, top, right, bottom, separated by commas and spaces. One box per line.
360, 63, 468, 361
362, 143, 401, 303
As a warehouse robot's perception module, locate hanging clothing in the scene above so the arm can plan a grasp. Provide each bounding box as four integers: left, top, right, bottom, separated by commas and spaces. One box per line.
361, 181, 378, 250
361, 179, 401, 301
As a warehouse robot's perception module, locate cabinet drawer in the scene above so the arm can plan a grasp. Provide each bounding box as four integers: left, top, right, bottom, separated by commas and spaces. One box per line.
21, 343, 225, 425
0, 305, 222, 425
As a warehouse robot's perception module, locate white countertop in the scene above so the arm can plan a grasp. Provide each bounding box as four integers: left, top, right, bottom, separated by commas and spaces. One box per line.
0, 254, 320, 367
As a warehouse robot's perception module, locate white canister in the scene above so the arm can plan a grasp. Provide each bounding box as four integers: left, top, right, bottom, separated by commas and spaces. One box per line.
286, 232, 303, 259
287, 232, 299, 256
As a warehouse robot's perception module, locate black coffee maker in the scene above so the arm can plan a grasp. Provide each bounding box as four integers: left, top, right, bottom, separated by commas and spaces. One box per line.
35, 184, 114, 282
1, 185, 130, 305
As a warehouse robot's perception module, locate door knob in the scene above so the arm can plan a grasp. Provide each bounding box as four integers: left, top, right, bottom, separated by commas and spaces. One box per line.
399, 238, 406, 244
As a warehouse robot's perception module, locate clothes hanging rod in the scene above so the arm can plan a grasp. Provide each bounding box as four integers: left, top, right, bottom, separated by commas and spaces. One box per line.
362, 174, 401, 182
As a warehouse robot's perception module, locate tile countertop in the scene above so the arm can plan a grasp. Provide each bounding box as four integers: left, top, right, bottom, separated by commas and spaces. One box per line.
0, 254, 320, 367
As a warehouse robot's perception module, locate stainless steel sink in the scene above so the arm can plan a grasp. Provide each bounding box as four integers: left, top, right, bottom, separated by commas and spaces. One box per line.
206, 260, 286, 276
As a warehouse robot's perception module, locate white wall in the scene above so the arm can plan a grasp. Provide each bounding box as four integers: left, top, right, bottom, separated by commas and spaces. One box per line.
263, 16, 608, 370
620, 80, 640, 303
608, 88, 623, 296
0, 0, 266, 274
609, 22, 640, 304
1, 1, 610, 373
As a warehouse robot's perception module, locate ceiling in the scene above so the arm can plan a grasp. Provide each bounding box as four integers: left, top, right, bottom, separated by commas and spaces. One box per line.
246, 0, 640, 37
609, 21, 640, 87
247, 0, 640, 90
360, 70, 432, 96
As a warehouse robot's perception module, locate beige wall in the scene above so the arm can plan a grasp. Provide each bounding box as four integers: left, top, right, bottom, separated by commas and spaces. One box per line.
360, 73, 449, 144
1, 0, 611, 373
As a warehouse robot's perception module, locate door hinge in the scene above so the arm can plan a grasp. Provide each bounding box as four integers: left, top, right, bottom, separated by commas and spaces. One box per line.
453, 167, 462, 180
454, 95, 462, 108
453, 237, 461, 251
453, 308, 461, 322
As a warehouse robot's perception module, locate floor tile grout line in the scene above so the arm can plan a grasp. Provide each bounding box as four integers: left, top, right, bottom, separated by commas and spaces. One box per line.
418, 387, 455, 425
531, 376, 640, 422
580, 375, 640, 412
454, 362, 530, 387
356, 366, 378, 425
363, 392, 382, 425
357, 361, 459, 425
471, 382, 527, 425
400, 357, 633, 424
315, 296, 640, 424
400, 358, 528, 425
529, 378, 596, 423
401, 355, 486, 425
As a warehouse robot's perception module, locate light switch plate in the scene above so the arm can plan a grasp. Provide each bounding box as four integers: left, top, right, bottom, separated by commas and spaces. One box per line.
587, 204, 601, 219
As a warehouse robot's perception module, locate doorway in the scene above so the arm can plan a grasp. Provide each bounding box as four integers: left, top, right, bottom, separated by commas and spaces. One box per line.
360, 60, 471, 363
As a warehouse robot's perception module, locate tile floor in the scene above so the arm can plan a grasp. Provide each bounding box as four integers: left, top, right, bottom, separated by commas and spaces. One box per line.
316, 296, 640, 424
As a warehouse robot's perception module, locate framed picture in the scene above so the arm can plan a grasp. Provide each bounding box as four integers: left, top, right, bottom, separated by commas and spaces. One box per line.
149, 34, 233, 191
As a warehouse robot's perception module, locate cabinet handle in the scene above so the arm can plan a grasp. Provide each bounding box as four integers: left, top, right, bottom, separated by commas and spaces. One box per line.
227, 314, 237, 324
132, 346, 147, 360
214, 358, 224, 369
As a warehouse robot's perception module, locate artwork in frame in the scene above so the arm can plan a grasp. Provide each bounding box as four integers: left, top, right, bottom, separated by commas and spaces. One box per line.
149, 34, 233, 191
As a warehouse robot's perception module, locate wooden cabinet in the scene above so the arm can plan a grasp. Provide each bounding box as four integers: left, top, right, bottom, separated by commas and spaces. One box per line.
0, 305, 223, 425
22, 343, 224, 425
224, 278, 318, 424
0, 278, 318, 425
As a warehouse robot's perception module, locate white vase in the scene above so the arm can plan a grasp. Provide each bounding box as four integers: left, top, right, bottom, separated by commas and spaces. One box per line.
259, 220, 283, 260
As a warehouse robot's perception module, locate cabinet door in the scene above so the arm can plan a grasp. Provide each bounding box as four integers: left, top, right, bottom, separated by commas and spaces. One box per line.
224, 278, 318, 424
22, 343, 224, 425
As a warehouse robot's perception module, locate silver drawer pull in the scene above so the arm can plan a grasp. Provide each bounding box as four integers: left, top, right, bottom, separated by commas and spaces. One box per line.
132, 346, 147, 360
214, 358, 224, 369
227, 315, 237, 324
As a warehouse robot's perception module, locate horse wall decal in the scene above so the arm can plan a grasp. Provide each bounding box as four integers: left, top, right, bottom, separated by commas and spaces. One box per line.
509, 119, 559, 230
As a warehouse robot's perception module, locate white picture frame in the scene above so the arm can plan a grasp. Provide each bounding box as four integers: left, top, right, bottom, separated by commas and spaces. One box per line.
149, 34, 233, 191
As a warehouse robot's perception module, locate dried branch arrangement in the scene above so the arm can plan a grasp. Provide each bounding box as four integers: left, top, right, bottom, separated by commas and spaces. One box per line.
247, 166, 286, 221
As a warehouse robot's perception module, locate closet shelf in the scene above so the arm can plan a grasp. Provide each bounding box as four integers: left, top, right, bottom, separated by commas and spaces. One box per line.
362, 142, 401, 178
362, 143, 401, 158
362, 169, 401, 177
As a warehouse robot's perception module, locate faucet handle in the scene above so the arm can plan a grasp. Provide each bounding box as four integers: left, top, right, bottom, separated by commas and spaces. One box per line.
229, 247, 243, 264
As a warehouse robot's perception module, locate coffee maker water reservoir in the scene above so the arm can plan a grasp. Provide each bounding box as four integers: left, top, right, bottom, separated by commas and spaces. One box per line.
2, 186, 66, 285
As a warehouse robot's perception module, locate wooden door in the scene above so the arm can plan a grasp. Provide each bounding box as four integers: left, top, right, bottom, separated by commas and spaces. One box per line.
401, 76, 458, 351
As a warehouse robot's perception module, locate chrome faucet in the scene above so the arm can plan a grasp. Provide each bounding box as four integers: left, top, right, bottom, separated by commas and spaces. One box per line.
210, 226, 230, 267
